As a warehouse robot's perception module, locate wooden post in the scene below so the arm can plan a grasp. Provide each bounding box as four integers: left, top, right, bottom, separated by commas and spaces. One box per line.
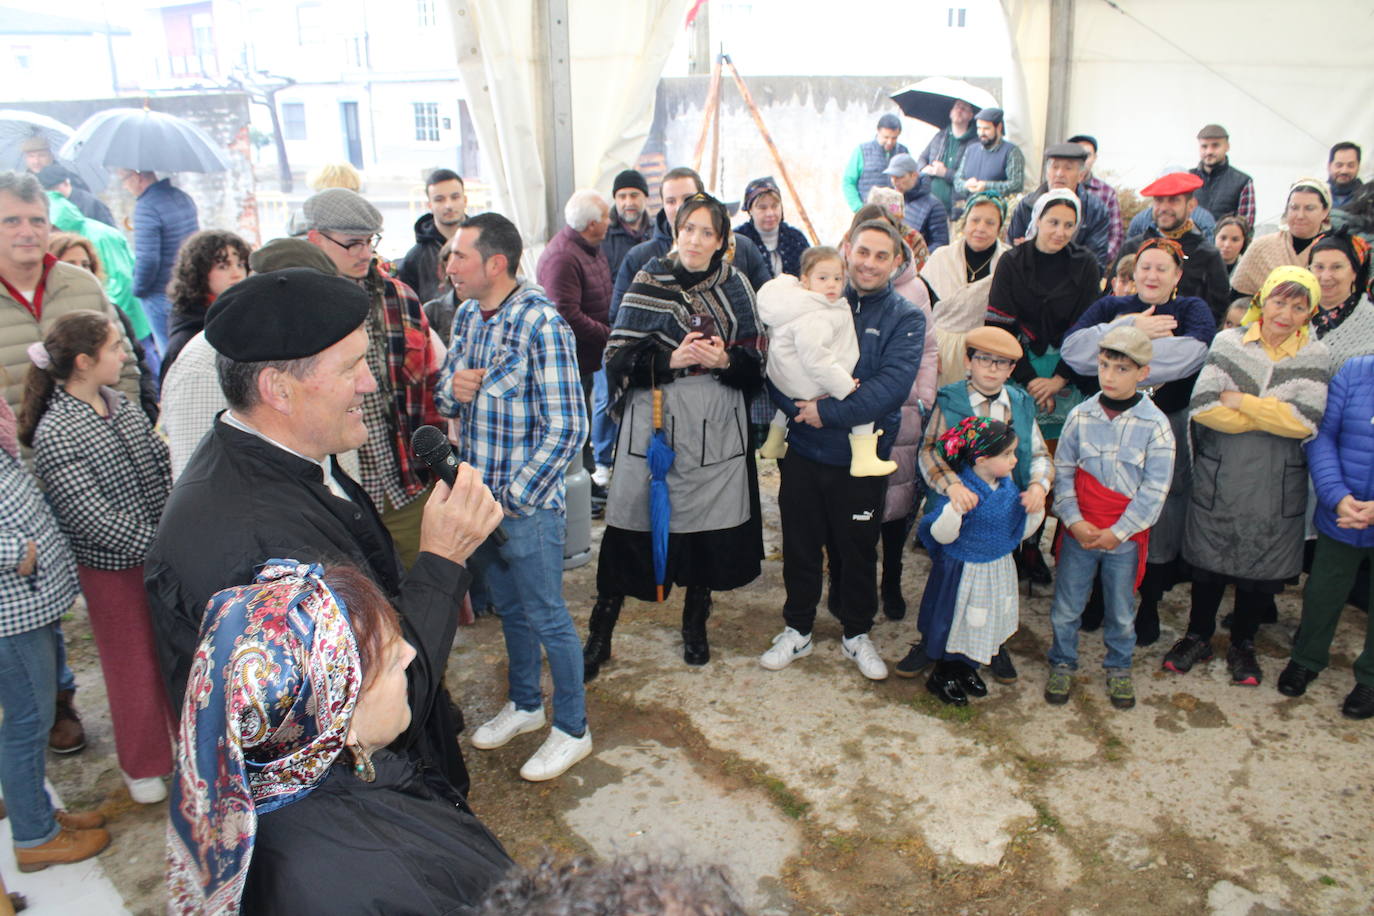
721, 55, 819, 244
690, 56, 723, 175
707, 77, 721, 195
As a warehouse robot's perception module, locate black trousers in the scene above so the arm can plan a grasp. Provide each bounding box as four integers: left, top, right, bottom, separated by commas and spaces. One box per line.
779, 451, 887, 639
579, 371, 595, 471
1188, 577, 1274, 643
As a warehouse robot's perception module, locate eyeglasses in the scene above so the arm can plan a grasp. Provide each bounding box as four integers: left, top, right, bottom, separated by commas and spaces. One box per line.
320, 232, 381, 252
970, 354, 1015, 369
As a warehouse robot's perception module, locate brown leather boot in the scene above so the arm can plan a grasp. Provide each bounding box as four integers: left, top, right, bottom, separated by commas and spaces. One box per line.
48, 689, 85, 754
14, 826, 110, 872
55, 809, 106, 830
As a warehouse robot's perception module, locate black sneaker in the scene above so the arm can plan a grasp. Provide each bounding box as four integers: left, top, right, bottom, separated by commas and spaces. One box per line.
1276, 661, 1318, 697
1162, 634, 1214, 674
1226, 640, 1262, 687
894, 642, 933, 679
989, 647, 1018, 684
1341, 683, 1374, 719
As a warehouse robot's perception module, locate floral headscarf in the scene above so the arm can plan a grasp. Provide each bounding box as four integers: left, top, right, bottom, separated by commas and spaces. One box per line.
937, 416, 1016, 469
166, 560, 363, 916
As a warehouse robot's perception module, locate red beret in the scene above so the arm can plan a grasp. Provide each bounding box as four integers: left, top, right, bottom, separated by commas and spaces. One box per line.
1139, 172, 1203, 198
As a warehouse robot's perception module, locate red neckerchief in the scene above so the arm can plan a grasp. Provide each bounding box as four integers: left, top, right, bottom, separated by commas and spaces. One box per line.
1052, 468, 1150, 589
0, 253, 57, 320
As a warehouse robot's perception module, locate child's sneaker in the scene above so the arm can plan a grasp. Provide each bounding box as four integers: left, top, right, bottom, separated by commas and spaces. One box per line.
1044, 664, 1074, 705
1162, 634, 1213, 674
1106, 670, 1135, 709
841, 633, 889, 680
759, 627, 813, 671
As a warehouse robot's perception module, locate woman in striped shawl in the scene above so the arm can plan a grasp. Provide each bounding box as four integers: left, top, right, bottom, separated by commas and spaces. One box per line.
582, 193, 767, 680
1167, 266, 1330, 687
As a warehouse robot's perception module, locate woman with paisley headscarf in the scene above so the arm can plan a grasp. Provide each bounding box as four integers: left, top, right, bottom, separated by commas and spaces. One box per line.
1306, 228, 1374, 369
1166, 267, 1331, 688
167, 561, 512, 915
581, 193, 766, 680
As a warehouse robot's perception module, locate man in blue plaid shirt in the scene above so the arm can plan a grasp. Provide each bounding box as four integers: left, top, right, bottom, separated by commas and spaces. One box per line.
434, 212, 592, 782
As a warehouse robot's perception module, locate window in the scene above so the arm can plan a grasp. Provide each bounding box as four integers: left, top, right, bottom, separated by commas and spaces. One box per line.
947, 7, 967, 27
296, 3, 323, 45
416, 0, 436, 27
282, 102, 307, 141
413, 102, 440, 142
344, 34, 367, 68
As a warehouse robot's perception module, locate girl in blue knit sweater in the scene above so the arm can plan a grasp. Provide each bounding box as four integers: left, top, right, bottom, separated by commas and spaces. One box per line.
916, 417, 1044, 705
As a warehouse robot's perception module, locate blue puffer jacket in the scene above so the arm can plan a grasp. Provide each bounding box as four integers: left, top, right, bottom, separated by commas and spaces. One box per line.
769, 281, 923, 466
1309, 354, 1374, 548
901, 187, 949, 251
132, 179, 200, 298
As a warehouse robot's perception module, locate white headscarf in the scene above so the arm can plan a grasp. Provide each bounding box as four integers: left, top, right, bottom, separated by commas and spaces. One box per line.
1025, 188, 1081, 240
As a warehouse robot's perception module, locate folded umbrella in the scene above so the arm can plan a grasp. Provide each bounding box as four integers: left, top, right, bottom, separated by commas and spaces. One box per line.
60, 107, 231, 174
890, 78, 998, 129
647, 387, 676, 602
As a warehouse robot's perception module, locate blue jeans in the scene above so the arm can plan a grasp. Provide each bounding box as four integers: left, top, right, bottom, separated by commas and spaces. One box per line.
473, 508, 586, 735
1048, 536, 1139, 671
590, 368, 617, 468
139, 292, 172, 357
54, 619, 76, 694
0, 623, 60, 846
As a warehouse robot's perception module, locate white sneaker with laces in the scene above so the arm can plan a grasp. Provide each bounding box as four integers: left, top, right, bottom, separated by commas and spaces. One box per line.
842, 633, 889, 681
759, 627, 813, 671
471, 701, 546, 750
591, 464, 612, 487
123, 772, 167, 804
519, 726, 593, 781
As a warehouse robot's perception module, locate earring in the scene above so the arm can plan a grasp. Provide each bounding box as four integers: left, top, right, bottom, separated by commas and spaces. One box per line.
349, 743, 375, 783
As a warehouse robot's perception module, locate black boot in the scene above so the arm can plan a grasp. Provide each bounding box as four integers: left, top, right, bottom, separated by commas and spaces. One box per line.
582, 594, 624, 683
682, 586, 712, 666
880, 519, 908, 620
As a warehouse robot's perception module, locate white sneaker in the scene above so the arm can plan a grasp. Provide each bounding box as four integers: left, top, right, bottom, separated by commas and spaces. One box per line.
759, 627, 813, 671
471, 702, 546, 750
842, 633, 889, 680
123, 772, 167, 804
591, 464, 612, 487
519, 726, 593, 781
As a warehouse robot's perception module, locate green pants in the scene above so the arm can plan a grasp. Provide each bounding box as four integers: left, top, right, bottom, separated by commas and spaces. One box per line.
1294, 533, 1374, 687
380, 483, 432, 572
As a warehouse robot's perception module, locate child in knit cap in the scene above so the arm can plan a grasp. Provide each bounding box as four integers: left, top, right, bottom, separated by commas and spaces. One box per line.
915, 417, 1044, 705
756, 246, 896, 476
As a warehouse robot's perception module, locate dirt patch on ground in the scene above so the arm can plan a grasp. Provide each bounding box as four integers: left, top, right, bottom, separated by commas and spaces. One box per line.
49, 464, 1374, 914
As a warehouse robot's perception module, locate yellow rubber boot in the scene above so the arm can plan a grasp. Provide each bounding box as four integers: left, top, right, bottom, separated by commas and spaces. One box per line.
849, 431, 897, 477
759, 423, 788, 459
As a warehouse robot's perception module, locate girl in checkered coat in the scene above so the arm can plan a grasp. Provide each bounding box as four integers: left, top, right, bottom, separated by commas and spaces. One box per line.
19, 310, 174, 804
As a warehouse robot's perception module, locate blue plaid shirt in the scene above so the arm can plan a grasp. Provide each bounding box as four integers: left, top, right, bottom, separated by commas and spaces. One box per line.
434, 281, 588, 514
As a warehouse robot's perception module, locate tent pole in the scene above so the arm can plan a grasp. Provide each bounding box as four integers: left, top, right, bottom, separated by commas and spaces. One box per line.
691, 56, 723, 175
1045, 0, 1074, 157
540, 0, 575, 239
722, 55, 820, 245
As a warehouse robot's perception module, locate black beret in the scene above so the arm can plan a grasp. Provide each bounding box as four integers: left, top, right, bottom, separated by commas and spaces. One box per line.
204, 268, 370, 362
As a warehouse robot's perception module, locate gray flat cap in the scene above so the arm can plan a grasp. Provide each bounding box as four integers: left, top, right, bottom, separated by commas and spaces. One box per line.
301, 188, 382, 233
882, 153, 920, 176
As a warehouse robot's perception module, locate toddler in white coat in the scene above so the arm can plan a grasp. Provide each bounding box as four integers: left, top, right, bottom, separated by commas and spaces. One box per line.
756, 247, 896, 476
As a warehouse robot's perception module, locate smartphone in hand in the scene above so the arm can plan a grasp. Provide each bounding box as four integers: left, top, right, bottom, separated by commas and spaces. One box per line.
687, 313, 717, 340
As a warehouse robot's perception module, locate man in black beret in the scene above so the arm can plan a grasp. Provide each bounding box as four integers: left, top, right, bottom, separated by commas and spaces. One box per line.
1006, 141, 1112, 268
145, 268, 503, 798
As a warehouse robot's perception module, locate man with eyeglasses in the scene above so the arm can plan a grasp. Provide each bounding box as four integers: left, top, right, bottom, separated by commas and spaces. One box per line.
910, 326, 1053, 683
303, 188, 443, 568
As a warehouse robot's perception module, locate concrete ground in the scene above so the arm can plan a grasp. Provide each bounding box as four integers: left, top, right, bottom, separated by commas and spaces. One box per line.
42, 464, 1374, 914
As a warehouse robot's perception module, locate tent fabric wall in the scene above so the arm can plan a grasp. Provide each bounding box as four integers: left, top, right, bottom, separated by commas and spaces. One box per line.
449, 0, 688, 266
999, 0, 1374, 226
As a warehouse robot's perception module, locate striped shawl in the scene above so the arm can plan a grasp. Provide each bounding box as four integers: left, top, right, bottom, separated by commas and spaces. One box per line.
1188, 327, 1330, 442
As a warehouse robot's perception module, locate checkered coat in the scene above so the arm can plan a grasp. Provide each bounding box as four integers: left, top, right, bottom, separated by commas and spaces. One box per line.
32, 387, 171, 570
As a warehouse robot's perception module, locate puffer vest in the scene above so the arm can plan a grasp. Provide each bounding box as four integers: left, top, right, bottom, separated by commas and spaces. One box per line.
857, 140, 908, 202
1191, 160, 1251, 221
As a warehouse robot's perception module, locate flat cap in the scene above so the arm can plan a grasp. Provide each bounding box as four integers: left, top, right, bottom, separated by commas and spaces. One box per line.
19, 135, 50, 153
976, 107, 1004, 125
301, 188, 382, 234
1067, 134, 1098, 151
205, 268, 369, 362
882, 153, 920, 177
877, 113, 902, 132
248, 237, 340, 276
966, 326, 1023, 361
1045, 142, 1089, 161
1139, 171, 1203, 197
1099, 325, 1153, 366
36, 164, 71, 189
1196, 124, 1229, 140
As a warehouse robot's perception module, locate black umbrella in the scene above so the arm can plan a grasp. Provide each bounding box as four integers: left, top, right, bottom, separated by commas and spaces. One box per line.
890, 78, 998, 129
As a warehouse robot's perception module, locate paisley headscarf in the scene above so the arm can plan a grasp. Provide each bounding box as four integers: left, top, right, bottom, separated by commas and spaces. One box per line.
1307, 229, 1372, 337
166, 560, 363, 916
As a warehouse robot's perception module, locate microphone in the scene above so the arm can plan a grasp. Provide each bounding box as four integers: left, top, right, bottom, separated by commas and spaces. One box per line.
411, 425, 508, 547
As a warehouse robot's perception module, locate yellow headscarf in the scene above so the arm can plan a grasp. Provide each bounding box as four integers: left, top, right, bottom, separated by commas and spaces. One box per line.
1241, 265, 1322, 336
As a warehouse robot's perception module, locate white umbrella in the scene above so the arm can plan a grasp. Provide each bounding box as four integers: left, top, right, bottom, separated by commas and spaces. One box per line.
0, 109, 108, 191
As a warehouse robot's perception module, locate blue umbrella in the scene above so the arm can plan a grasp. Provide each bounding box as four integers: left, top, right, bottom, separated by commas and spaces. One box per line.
648, 387, 676, 602
60, 106, 231, 174
0, 109, 108, 191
